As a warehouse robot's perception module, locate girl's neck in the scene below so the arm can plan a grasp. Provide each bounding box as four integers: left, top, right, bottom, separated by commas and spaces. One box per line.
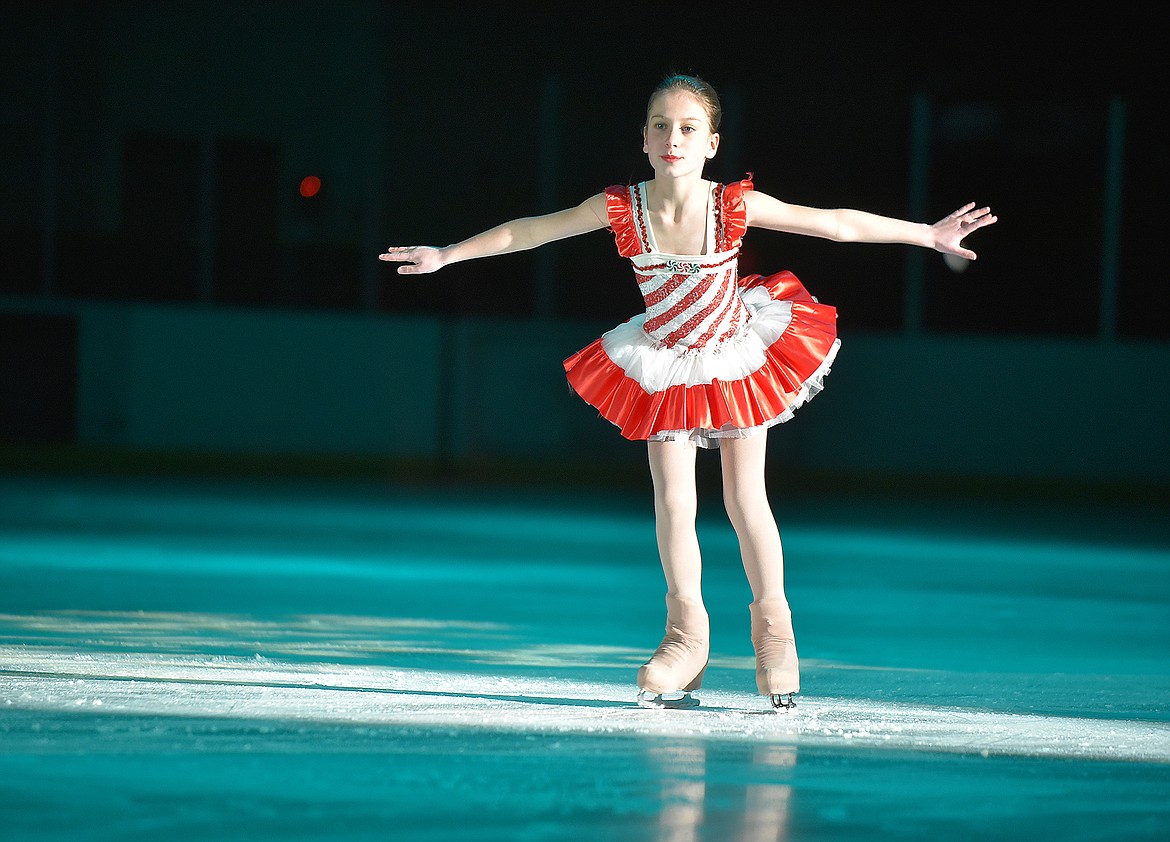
647, 175, 709, 218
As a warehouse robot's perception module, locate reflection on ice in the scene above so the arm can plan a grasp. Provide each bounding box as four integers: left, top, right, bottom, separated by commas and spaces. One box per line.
650, 742, 707, 842
740, 745, 796, 842
649, 742, 796, 842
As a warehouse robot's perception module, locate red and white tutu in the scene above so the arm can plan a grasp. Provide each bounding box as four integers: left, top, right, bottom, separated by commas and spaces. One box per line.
563, 176, 839, 448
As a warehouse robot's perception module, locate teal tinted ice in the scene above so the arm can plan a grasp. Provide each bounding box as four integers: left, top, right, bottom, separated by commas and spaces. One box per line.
2, 476, 1168, 840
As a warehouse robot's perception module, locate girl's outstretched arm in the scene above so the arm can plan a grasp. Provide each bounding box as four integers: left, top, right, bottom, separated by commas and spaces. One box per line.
380, 193, 610, 274
744, 191, 997, 260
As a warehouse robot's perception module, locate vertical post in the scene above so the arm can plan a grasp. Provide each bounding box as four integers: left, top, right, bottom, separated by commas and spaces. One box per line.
532, 75, 562, 320
1098, 97, 1125, 343
39, 20, 60, 298
904, 92, 932, 336
196, 133, 216, 304
360, 6, 387, 312
195, 40, 217, 305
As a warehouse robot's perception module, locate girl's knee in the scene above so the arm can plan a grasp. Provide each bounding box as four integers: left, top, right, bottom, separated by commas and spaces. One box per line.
656, 488, 698, 520
722, 493, 748, 530
723, 485, 772, 528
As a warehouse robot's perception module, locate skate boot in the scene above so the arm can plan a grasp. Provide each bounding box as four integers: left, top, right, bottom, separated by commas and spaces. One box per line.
637, 595, 709, 709
750, 598, 799, 711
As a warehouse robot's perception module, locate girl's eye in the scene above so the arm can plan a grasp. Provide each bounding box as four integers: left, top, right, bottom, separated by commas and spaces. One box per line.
681, 126, 694, 133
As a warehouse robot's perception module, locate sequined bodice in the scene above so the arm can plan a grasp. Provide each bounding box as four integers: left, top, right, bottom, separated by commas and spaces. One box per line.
626, 182, 750, 351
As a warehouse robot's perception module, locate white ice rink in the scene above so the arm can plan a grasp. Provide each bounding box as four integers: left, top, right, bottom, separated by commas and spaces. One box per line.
5, 648, 1169, 764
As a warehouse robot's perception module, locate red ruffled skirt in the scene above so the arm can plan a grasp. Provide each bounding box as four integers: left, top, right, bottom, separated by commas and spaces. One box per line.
563, 270, 839, 447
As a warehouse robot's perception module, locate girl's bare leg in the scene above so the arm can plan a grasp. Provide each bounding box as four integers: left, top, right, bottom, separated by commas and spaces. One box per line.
719, 432, 784, 601
720, 432, 800, 708
637, 439, 709, 705
648, 439, 703, 601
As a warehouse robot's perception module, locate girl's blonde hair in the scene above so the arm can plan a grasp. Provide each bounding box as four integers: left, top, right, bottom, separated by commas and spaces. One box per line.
646, 74, 722, 132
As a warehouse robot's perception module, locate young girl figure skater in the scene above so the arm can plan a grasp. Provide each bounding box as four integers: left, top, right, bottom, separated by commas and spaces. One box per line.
381, 74, 996, 711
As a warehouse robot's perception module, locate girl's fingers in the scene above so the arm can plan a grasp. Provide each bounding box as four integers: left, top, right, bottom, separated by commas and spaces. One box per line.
379, 246, 418, 262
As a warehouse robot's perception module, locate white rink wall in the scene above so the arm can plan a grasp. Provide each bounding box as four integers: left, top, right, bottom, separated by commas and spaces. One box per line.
37, 300, 1169, 486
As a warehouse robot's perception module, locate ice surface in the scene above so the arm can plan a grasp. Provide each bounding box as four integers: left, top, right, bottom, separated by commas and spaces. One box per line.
2, 475, 1168, 840
4, 648, 1167, 763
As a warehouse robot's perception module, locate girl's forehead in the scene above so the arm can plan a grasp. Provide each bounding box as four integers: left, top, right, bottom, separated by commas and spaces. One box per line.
648, 89, 704, 113
647, 91, 712, 130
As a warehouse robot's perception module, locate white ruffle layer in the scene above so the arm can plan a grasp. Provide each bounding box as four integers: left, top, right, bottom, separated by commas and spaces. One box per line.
650, 336, 841, 449
601, 286, 794, 394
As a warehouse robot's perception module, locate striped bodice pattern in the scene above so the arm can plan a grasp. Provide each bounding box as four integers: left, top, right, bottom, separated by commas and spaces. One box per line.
627, 182, 750, 352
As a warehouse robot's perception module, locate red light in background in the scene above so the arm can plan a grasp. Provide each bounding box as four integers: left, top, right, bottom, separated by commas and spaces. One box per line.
299, 175, 321, 198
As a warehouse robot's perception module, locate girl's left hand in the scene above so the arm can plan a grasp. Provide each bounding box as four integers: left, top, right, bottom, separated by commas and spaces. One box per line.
932, 203, 997, 260
379, 245, 448, 274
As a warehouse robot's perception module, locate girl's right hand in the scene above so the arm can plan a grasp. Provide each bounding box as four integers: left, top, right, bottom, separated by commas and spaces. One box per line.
930, 203, 997, 261
378, 246, 447, 274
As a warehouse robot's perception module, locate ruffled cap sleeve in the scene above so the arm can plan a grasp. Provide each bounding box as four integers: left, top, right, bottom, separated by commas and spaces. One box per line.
720, 174, 754, 252
605, 184, 642, 258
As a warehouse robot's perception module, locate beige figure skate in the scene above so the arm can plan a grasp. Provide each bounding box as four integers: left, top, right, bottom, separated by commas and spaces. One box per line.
637, 594, 710, 709
750, 598, 799, 711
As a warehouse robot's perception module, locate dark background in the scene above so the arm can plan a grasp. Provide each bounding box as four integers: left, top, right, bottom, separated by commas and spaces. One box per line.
1, 0, 1167, 494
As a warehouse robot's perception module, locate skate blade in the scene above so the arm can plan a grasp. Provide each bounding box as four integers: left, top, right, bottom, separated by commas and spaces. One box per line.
769, 692, 797, 712
637, 690, 699, 710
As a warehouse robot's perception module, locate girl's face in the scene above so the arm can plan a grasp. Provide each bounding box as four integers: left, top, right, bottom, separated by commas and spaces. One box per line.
643, 89, 719, 179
